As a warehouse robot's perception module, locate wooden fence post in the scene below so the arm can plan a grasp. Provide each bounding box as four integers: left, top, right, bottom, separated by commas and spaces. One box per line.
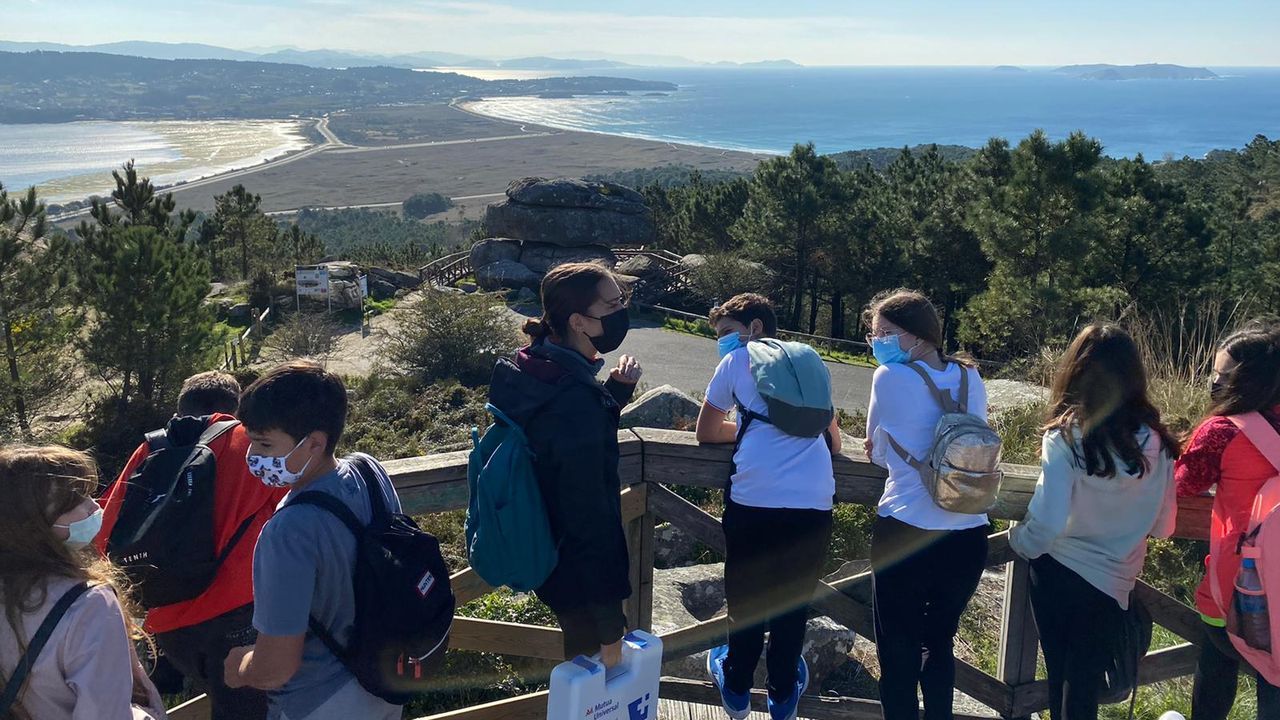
997, 547, 1040, 719
624, 483, 655, 632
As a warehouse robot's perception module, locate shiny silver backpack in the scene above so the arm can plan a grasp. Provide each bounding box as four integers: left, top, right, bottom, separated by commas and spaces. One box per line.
885, 362, 1004, 514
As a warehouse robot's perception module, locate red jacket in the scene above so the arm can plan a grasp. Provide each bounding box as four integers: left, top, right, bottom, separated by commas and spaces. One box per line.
1176, 410, 1280, 621
94, 414, 288, 634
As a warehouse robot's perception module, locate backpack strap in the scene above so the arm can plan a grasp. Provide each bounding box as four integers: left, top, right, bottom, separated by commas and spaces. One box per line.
885, 432, 931, 475
284, 490, 365, 663
0, 583, 92, 716
1229, 413, 1280, 475
197, 419, 240, 448
285, 490, 364, 536
346, 454, 390, 525
901, 361, 963, 414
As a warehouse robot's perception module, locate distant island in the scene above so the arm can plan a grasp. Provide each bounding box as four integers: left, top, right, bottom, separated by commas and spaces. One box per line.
992, 65, 1028, 73
0, 51, 677, 123
1054, 63, 1218, 80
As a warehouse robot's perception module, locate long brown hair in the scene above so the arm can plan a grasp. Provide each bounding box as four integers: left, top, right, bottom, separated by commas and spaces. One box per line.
522, 262, 619, 341
1045, 324, 1180, 478
863, 288, 974, 367
1206, 319, 1280, 418
0, 445, 143, 718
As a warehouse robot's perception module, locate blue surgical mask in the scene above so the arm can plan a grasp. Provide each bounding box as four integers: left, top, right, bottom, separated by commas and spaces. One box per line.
871, 334, 917, 365
718, 333, 748, 359
54, 507, 104, 549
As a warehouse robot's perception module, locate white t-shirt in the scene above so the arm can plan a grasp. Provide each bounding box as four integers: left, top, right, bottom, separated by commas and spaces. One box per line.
866, 360, 990, 530
705, 346, 835, 511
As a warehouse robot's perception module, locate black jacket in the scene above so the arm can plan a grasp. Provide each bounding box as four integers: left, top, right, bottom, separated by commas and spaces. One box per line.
487, 341, 635, 631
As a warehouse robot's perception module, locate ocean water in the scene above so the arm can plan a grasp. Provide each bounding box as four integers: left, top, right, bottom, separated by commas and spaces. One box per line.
463, 66, 1280, 159
0, 120, 309, 201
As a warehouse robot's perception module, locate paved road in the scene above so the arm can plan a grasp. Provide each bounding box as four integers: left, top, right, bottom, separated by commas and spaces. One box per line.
566, 315, 876, 412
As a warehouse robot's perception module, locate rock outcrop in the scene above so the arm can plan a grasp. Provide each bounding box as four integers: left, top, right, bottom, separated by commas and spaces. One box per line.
620, 384, 701, 431
483, 177, 655, 248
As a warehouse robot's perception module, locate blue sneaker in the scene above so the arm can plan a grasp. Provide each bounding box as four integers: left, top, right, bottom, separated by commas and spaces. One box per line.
707, 645, 751, 720
767, 655, 809, 720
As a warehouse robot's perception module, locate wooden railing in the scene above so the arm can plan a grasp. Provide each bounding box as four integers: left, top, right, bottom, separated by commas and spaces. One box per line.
219, 307, 270, 372
169, 428, 1213, 720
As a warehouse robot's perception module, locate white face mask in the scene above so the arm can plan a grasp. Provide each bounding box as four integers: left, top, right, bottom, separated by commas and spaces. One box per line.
246, 437, 314, 488
54, 507, 104, 549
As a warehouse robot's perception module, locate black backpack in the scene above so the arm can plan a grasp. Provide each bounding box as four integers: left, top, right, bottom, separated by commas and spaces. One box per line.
286, 454, 455, 705
106, 417, 255, 609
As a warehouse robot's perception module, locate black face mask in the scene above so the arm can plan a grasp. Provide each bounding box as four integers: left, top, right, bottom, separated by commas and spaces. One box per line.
585, 307, 630, 354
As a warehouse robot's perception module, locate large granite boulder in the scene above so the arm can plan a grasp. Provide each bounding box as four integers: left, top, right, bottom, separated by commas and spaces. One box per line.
652, 563, 856, 691
475, 260, 541, 291
368, 266, 420, 290
506, 176, 647, 213
484, 177, 655, 248
518, 242, 616, 274
654, 522, 700, 569
986, 379, 1049, 415
616, 254, 664, 279
470, 238, 524, 269
620, 384, 701, 431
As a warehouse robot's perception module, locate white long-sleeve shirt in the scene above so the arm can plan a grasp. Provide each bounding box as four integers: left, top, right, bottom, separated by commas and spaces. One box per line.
866, 360, 990, 530
1009, 427, 1178, 608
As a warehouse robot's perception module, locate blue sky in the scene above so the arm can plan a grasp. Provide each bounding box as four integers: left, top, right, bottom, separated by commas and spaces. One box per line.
5, 0, 1280, 66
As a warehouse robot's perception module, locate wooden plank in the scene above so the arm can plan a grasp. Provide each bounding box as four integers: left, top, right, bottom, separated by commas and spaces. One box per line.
630, 430, 1210, 539
451, 567, 493, 607
648, 483, 726, 554
660, 679, 998, 720
636, 509, 657, 632
1133, 580, 1207, 646
997, 549, 1040, 689
625, 485, 650, 630
168, 695, 212, 720
660, 613, 730, 663
1010, 644, 1201, 717
416, 690, 549, 720
449, 617, 565, 661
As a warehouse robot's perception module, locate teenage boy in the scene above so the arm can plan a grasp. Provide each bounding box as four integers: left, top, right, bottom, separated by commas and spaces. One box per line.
95, 371, 285, 720
222, 361, 402, 720
695, 294, 840, 720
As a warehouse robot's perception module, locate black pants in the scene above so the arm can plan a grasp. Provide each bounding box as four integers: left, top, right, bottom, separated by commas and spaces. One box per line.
155, 604, 268, 720
871, 515, 988, 720
553, 602, 628, 660
1027, 554, 1124, 720
722, 500, 834, 702
1192, 623, 1280, 720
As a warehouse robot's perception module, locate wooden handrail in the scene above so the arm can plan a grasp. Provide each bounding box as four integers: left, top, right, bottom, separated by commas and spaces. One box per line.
171, 428, 1213, 720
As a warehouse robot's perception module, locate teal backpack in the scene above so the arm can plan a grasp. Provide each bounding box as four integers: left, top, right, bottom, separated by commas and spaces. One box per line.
465, 403, 558, 592
738, 339, 835, 438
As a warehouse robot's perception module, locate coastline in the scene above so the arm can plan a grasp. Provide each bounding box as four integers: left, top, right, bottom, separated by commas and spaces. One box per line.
14, 119, 312, 204
455, 97, 785, 158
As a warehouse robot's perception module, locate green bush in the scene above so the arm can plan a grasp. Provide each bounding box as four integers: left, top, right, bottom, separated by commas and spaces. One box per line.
381, 290, 521, 387
403, 192, 455, 220
343, 375, 490, 460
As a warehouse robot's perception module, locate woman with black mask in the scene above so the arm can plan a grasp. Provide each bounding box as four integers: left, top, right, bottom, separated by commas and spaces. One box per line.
486, 261, 642, 666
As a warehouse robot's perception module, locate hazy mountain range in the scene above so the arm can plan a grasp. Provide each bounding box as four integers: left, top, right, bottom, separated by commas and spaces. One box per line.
0, 40, 800, 70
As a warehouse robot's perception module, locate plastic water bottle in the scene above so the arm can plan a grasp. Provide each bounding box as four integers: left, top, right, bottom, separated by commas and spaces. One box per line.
1235, 558, 1272, 651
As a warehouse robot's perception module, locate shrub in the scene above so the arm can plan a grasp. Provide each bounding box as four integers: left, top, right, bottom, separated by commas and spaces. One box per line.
264, 311, 341, 362
342, 374, 490, 460
382, 290, 521, 386
687, 253, 777, 306
403, 192, 455, 220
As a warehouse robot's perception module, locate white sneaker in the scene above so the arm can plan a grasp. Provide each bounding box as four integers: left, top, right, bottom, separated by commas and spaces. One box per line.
1158, 712, 1187, 720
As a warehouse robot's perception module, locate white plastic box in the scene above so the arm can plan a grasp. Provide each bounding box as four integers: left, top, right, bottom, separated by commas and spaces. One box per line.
547, 630, 663, 720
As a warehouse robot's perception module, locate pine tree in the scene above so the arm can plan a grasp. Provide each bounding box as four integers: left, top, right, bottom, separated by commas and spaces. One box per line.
0, 183, 76, 438
77, 224, 213, 410
212, 185, 263, 279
